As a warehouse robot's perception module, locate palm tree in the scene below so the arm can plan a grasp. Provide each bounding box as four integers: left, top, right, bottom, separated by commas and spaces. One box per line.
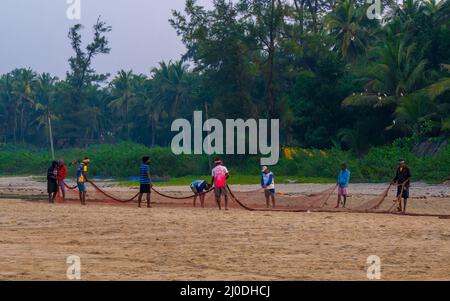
343, 15, 450, 138
32, 73, 59, 158
325, 0, 368, 61
10, 69, 37, 144
0, 74, 14, 143
343, 19, 427, 107
151, 61, 191, 118
108, 70, 138, 140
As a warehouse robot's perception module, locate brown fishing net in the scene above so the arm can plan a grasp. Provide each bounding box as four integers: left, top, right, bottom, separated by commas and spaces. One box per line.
350, 184, 393, 212
226, 185, 338, 211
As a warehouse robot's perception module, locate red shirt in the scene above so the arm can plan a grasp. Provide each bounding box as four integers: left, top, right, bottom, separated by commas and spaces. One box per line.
57, 166, 67, 181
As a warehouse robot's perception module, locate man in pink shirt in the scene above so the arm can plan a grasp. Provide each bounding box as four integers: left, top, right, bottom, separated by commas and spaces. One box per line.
211, 158, 230, 210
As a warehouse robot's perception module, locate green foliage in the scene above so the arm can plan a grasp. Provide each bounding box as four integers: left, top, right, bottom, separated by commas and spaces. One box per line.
0, 0, 448, 159
0, 142, 448, 184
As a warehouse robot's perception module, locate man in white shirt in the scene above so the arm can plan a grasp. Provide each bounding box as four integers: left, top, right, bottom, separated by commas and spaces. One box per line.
261, 166, 276, 208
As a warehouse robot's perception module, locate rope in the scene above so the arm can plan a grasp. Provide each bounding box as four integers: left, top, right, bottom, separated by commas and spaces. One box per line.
87, 180, 139, 203
226, 185, 256, 211
63, 181, 78, 190
151, 186, 214, 200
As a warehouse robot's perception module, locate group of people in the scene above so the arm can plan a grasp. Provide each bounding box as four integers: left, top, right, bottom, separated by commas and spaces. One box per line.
334, 159, 411, 213
47, 156, 412, 213
47, 158, 90, 205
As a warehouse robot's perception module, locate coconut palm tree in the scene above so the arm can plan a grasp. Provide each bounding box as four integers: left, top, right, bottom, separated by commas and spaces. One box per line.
151, 61, 192, 118
33, 73, 59, 158
324, 0, 369, 61
10, 69, 37, 144
108, 70, 138, 140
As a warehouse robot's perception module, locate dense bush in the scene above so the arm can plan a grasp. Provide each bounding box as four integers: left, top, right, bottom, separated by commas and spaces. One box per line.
0, 142, 448, 183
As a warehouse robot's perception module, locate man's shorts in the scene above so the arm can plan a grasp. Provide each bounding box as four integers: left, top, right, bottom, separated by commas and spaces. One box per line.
338, 187, 349, 196
58, 181, 66, 191
264, 189, 275, 196
140, 184, 151, 194
397, 187, 409, 199
214, 187, 228, 198
77, 182, 86, 193
48, 181, 58, 194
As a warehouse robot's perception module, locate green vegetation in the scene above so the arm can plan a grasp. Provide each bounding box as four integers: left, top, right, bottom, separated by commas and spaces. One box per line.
0, 142, 448, 184
0, 1, 448, 184
0, 1, 449, 154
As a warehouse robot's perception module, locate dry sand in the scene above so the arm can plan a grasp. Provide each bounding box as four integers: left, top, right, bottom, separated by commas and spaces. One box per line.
1, 177, 450, 280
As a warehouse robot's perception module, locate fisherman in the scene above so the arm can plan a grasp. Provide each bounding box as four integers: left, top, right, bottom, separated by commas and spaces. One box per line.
57, 159, 67, 202
75, 158, 90, 206
138, 156, 153, 208
261, 166, 276, 208
190, 180, 212, 208
211, 158, 230, 210
47, 161, 59, 203
336, 162, 351, 208
392, 159, 411, 214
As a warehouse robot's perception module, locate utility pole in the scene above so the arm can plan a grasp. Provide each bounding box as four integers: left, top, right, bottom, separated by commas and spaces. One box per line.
48, 111, 55, 160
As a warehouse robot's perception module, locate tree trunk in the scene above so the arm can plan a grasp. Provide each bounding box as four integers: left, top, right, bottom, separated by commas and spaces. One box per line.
267, 0, 277, 119
48, 112, 55, 160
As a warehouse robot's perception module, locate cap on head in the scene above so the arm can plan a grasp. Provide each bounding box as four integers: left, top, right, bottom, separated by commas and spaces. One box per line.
261, 166, 269, 173
214, 158, 222, 165
399, 159, 406, 164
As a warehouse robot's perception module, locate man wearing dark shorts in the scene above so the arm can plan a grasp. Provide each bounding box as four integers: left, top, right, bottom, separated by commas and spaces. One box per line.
47, 161, 58, 203
392, 159, 411, 214
138, 156, 153, 208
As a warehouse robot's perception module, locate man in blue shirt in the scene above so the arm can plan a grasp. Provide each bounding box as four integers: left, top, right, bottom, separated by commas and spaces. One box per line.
138, 156, 153, 208
190, 180, 212, 208
336, 162, 351, 208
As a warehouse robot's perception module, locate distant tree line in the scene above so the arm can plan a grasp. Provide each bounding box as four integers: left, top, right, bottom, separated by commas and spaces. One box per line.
0, 0, 449, 155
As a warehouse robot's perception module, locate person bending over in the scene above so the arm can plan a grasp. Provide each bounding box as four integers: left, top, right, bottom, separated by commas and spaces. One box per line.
190, 180, 212, 208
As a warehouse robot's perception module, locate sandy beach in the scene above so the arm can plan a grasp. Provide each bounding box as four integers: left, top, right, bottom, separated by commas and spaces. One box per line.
1, 177, 450, 280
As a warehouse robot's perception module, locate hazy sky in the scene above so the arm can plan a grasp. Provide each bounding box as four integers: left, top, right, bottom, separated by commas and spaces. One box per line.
0, 0, 212, 78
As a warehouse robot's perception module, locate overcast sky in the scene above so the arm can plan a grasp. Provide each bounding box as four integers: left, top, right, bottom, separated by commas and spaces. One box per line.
0, 0, 212, 78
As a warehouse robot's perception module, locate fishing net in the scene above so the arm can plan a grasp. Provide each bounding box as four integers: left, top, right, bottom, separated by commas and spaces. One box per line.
226, 185, 338, 211
350, 184, 393, 212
